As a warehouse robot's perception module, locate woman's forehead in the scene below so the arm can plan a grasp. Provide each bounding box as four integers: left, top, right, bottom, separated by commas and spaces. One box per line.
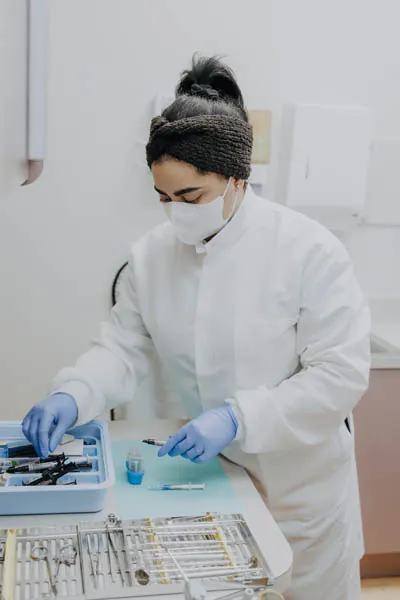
152, 159, 221, 191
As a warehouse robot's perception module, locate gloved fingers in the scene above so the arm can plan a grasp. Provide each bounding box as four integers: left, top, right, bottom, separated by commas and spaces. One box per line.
181, 445, 204, 461
21, 414, 32, 442
49, 419, 69, 453
167, 436, 197, 457
158, 427, 188, 457
37, 411, 56, 458
192, 451, 213, 464
27, 416, 41, 457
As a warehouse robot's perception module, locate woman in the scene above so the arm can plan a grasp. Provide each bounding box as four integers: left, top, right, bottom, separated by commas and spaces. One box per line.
22, 56, 370, 600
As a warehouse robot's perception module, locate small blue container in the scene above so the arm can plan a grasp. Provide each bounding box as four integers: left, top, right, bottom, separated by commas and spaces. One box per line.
0, 420, 115, 515
125, 447, 145, 485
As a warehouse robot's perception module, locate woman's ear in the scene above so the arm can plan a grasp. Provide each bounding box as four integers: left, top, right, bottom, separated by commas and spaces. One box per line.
233, 178, 246, 191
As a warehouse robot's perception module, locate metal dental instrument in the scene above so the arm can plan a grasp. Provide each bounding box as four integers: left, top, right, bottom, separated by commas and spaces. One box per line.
105, 526, 115, 583
56, 543, 77, 578
105, 514, 126, 586
148, 565, 261, 580
91, 533, 103, 581
160, 545, 207, 600
216, 588, 256, 600
30, 544, 58, 597
4, 513, 270, 598
54, 542, 77, 580
131, 534, 150, 586
236, 578, 270, 588
139, 540, 248, 550
133, 518, 246, 531
96, 534, 102, 577
151, 551, 256, 570
2, 529, 17, 600
86, 534, 98, 589
152, 552, 231, 564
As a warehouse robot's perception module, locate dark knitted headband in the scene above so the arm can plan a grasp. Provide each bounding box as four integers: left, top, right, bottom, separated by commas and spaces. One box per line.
146, 114, 253, 180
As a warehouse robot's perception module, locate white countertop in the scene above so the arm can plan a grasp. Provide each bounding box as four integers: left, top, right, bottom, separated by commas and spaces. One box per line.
0, 420, 292, 596
370, 299, 400, 369
374, 323, 400, 349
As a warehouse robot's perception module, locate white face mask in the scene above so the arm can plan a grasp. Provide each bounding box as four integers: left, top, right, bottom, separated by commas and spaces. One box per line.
164, 178, 239, 245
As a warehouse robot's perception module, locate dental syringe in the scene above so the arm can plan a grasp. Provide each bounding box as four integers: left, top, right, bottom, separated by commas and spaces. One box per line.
148, 483, 206, 491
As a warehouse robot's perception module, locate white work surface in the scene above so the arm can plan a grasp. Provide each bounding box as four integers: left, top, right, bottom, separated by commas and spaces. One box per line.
370, 299, 400, 352
369, 299, 400, 369
0, 420, 293, 597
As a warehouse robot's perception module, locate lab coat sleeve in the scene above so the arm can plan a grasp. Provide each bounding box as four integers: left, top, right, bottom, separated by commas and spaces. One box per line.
229, 240, 371, 454
50, 258, 154, 426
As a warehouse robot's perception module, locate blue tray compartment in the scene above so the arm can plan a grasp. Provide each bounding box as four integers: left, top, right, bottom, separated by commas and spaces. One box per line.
0, 420, 114, 515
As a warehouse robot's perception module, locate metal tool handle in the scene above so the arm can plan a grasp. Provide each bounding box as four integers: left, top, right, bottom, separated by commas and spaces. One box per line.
1, 529, 17, 600
160, 545, 189, 583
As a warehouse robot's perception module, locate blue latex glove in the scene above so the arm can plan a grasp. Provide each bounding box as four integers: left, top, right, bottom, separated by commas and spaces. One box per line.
158, 405, 238, 464
22, 393, 78, 458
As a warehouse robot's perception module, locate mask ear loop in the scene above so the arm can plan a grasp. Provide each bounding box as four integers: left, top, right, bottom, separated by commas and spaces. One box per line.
224, 178, 240, 221
229, 187, 240, 220
222, 177, 232, 200
222, 177, 237, 221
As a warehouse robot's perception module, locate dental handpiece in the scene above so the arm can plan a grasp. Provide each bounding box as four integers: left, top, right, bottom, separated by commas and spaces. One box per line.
142, 439, 167, 447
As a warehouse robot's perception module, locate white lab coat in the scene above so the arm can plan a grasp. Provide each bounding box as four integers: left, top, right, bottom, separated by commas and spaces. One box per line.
52, 187, 370, 600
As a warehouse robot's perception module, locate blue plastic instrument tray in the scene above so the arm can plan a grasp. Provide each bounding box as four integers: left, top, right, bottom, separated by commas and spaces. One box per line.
0, 420, 114, 515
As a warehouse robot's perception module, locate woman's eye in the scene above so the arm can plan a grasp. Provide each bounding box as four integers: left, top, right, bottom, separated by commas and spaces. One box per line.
182, 195, 202, 204
159, 196, 170, 203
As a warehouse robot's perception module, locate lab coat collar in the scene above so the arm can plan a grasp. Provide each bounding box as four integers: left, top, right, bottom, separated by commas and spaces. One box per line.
194, 185, 257, 256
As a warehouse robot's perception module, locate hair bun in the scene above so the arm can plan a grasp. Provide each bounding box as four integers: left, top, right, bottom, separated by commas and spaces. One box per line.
149, 115, 168, 136
176, 55, 245, 109
190, 83, 219, 100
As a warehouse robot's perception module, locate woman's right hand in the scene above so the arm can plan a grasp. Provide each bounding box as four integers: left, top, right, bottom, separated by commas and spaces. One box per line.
22, 393, 78, 458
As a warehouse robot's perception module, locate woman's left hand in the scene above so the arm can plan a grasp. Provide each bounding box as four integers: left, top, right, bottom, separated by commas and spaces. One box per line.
158, 405, 238, 463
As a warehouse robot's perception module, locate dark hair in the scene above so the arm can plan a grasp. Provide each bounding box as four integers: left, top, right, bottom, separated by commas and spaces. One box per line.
162, 55, 248, 123
146, 56, 253, 179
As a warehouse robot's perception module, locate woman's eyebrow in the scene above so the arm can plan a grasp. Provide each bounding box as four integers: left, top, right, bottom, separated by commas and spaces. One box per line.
154, 186, 202, 197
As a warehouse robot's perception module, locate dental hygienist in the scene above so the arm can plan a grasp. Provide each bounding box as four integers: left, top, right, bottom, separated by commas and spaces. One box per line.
22, 56, 370, 600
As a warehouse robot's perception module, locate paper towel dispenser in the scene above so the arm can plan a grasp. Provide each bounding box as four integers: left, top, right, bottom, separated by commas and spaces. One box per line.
276, 103, 373, 235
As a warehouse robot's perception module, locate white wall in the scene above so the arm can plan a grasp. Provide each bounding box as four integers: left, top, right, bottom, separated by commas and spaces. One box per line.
0, 0, 28, 418
265, 0, 400, 299
0, 0, 275, 418
1, 0, 400, 417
